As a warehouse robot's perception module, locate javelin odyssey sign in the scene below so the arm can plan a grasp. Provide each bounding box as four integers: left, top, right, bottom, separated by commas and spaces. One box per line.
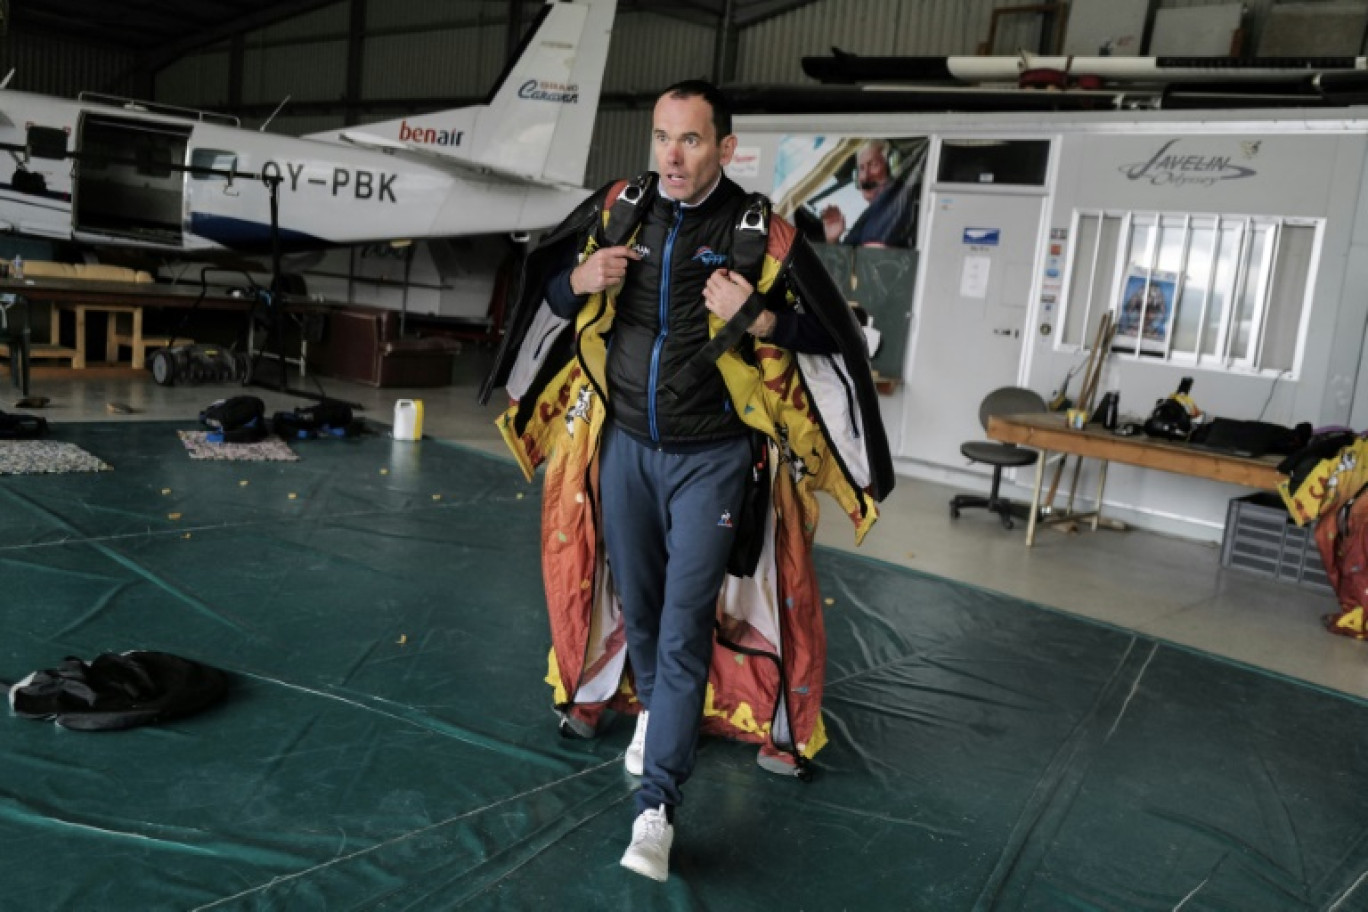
1120, 139, 1258, 187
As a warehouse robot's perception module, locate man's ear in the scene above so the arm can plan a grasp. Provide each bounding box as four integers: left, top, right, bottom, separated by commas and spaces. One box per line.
720, 134, 738, 166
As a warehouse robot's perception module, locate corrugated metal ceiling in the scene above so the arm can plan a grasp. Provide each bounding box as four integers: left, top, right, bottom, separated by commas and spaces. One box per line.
12, 0, 822, 60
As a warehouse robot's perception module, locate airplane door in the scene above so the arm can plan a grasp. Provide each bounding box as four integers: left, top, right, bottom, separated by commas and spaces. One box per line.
899, 187, 1047, 468
73, 113, 189, 244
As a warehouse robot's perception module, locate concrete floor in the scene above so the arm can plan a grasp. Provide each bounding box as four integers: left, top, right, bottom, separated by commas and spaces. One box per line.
9, 361, 1366, 702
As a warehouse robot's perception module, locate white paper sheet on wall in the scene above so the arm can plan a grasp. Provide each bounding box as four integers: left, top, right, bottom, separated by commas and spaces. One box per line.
960, 255, 991, 299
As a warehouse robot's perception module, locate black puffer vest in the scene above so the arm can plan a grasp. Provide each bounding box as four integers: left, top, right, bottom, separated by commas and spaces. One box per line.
606, 176, 752, 446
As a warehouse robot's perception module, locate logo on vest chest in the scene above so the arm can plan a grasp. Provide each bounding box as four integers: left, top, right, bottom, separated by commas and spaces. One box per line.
692, 246, 727, 267
631, 242, 651, 259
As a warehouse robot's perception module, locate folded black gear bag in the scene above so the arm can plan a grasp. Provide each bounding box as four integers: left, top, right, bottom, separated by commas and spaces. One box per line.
273, 401, 359, 440
200, 395, 268, 444
0, 409, 48, 439
9, 651, 229, 731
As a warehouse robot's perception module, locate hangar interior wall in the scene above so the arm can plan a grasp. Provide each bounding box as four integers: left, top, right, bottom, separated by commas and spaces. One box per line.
2, 30, 138, 98
150, 0, 1368, 198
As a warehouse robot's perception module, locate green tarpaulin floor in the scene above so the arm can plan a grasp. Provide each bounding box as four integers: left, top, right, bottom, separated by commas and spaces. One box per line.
2, 421, 1367, 910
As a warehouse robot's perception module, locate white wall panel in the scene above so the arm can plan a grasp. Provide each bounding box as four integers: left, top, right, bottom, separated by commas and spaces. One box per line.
604, 11, 715, 93
362, 25, 506, 100
243, 40, 348, 105
1155, 0, 1275, 54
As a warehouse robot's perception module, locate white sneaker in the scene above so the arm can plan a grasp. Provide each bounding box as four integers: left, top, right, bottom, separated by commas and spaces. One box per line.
620, 806, 673, 882
625, 710, 649, 776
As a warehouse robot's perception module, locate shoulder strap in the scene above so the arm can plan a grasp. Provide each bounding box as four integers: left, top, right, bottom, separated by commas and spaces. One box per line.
729, 192, 769, 285
600, 172, 659, 248
659, 192, 771, 401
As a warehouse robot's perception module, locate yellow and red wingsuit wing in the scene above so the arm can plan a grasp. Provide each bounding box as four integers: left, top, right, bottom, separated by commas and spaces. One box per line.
1279, 438, 1368, 638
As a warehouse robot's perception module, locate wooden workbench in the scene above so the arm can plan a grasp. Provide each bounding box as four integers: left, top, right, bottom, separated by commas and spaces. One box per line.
0, 278, 325, 374
988, 411, 1285, 546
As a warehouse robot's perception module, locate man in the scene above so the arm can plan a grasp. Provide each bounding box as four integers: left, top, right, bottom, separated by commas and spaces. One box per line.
820, 138, 916, 248
481, 80, 893, 882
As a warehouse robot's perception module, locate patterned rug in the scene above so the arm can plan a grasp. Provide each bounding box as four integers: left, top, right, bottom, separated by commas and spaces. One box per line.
177, 431, 300, 462
0, 440, 112, 475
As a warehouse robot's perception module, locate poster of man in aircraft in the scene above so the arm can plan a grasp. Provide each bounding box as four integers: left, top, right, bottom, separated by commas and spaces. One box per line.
771, 135, 928, 249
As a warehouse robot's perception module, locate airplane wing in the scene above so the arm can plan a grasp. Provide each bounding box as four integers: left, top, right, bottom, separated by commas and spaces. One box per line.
337, 131, 583, 190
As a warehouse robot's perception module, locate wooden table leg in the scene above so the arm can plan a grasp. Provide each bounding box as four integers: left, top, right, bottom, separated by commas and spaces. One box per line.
131, 307, 146, 369
1092, 459, 1110, 532
105, 311, 121, 364
73, 306, 87, 369
1026, 452, 1048, 547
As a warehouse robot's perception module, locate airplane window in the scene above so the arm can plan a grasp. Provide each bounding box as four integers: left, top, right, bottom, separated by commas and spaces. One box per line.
27, 126, 68, 160
191, 148, 237, 180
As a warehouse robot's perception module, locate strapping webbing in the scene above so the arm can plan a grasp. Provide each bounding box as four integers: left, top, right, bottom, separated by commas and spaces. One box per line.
600, 173, 656, 248
659, 193, 770, 401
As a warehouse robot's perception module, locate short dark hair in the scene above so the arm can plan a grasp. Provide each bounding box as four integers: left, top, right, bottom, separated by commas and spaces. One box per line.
660, 79, 733, 141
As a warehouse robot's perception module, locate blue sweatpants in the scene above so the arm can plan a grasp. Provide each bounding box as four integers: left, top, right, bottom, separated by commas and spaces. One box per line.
598, 422, 751, 815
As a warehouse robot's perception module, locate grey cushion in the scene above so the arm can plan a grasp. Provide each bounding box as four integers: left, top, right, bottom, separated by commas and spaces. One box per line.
961, 441, 1038, 467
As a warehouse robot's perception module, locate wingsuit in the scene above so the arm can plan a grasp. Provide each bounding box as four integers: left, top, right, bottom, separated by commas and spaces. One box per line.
1280, 434, 1368, 639
480, 173, 895, 773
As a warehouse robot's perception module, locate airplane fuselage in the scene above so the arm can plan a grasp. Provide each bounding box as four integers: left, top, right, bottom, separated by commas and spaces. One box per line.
0, 90, 587, 253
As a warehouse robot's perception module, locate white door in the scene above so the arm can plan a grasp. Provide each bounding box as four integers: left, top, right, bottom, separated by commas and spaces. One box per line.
899, 188, 1047, 468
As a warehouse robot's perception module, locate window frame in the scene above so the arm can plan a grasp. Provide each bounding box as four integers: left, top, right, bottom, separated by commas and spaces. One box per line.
1059, 208, 1321, 379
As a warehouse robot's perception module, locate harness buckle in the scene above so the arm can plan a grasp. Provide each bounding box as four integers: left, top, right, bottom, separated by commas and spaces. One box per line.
738, 204, 766, 233
618, 179, 647, 207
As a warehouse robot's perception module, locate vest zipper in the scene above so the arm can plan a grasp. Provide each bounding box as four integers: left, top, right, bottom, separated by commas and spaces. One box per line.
648, 202, 685, 443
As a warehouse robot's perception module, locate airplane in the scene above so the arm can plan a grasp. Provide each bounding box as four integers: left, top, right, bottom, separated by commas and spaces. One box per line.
0, 0, 616, 256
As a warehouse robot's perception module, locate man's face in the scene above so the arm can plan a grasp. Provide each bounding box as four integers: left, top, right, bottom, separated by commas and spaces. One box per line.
652, 93, 736, 206
855, 145, 891, 202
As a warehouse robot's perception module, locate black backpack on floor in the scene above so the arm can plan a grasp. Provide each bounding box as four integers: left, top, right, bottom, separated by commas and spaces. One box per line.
273, 402, 360, 440
9, 651, 229, 731
200, 396, 268, 443
0, 409, 47, 439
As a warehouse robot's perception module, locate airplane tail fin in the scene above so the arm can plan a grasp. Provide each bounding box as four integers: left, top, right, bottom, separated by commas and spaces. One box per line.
309, 0, 614, 187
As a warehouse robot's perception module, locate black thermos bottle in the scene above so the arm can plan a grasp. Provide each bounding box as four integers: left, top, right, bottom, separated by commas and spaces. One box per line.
1096, 391, 1119, 430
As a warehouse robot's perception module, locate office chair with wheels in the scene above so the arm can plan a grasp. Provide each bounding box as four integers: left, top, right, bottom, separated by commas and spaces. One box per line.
949, 386, 1047, 529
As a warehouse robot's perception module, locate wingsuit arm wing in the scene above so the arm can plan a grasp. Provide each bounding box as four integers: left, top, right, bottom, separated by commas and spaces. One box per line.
784, 234, 897, 502
478, 183, 613, 405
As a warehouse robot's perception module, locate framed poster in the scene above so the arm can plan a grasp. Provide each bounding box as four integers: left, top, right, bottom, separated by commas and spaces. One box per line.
1114, 267, 1178, 355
